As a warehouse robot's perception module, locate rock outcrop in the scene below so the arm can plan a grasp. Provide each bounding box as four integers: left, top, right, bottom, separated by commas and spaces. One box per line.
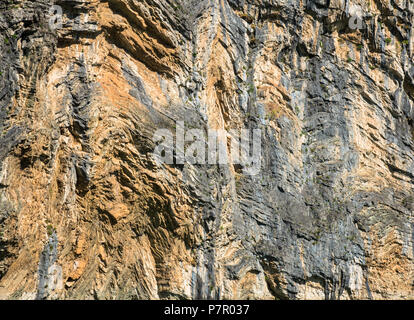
0, 0, 413, 299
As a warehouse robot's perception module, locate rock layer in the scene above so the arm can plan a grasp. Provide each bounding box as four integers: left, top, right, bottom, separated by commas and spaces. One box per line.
0, 0, 413, 299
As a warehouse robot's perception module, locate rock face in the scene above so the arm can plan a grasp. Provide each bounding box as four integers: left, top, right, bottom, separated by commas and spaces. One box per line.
0, 0, 413, 300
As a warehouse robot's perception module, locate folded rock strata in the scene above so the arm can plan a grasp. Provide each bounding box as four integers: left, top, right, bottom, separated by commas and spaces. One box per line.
0, 0, 413, 299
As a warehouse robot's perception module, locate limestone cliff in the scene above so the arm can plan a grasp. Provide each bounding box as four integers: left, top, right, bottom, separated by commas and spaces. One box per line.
0, 0, 413, 300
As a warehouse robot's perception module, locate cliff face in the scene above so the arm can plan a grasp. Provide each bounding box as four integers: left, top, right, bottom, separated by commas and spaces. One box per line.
0, 0, 413, 300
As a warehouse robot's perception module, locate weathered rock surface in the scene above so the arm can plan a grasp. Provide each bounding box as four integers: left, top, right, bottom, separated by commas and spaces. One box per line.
0, 0, 413, 299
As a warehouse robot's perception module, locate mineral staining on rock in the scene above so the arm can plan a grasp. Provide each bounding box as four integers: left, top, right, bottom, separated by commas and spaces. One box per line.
0, 0, 413, 300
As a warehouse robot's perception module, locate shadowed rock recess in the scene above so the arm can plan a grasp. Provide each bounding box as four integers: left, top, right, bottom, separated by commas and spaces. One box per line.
0, 0, 413, 300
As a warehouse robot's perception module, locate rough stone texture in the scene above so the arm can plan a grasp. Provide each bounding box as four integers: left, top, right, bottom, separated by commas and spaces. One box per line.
0, 0, 413, 300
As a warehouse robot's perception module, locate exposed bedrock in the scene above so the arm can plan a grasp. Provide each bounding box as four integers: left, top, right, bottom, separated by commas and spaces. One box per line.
0, 0, 413, 299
